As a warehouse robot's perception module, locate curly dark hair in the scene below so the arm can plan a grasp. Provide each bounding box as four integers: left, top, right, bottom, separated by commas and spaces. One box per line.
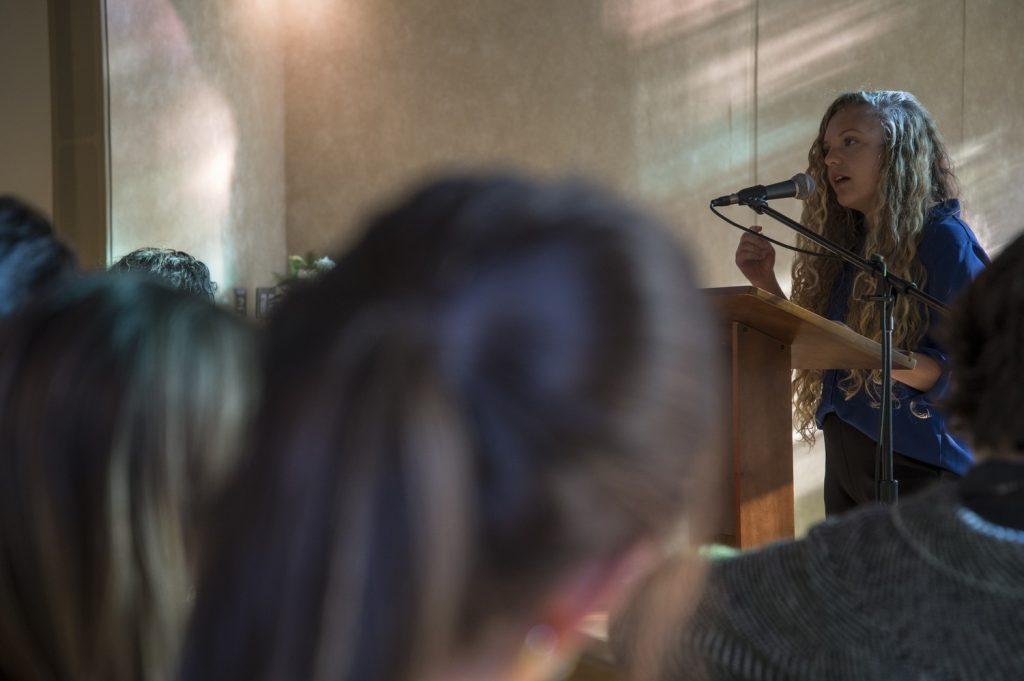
944, 232, 1024, 455
111, 247, 216, 301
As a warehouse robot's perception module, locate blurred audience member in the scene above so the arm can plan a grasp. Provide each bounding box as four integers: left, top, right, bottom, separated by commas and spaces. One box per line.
0, 195, 76, 317
111, 247, 216, 301
614, 231, 1024, 681
181, 174, 719, 681
0, 276, 257, 680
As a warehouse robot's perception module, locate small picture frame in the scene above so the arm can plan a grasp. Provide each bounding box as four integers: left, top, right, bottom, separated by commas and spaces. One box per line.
255, 287, 281, 319
233, 287, 247, 317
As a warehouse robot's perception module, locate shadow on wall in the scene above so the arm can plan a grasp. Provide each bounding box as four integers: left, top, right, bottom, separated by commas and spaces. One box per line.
752, 0, 911, 293
603, 1, 733, 281
756, 1, 913, 101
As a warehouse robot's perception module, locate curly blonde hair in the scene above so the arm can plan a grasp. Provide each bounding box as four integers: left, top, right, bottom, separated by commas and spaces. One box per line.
791, 91, 959, 443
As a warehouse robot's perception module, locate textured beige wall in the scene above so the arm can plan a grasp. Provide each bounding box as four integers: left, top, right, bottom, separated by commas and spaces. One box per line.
620, 0, 757, 286
280, 0, 1024, 282
283, 1, 636, 258
282, 1, 759, 285
0, 0, 52, 213
103, 0, 1024, 294
106, 0, 286, 294
963, 0, 1024, 253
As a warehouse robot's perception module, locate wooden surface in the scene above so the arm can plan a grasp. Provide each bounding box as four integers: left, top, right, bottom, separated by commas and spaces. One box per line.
729, 323, 795, 548
705, 286, 915, 370
705, 287, 910, 549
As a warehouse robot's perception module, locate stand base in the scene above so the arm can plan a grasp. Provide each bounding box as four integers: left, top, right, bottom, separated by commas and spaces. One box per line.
877, 479, 899, 504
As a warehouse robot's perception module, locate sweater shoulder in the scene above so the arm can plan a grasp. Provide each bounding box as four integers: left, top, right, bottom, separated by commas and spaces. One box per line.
711, 501, 897, 596
695, 503, 918, 662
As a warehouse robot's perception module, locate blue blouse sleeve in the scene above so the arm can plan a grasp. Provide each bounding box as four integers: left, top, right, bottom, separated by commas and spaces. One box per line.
910, 215, 989, 407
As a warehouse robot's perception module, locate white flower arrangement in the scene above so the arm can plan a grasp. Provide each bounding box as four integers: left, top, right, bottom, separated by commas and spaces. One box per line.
277, 253, 336, 285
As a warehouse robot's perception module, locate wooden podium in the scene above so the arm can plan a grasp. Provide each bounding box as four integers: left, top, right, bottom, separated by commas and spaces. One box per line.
705, 287, 915, 549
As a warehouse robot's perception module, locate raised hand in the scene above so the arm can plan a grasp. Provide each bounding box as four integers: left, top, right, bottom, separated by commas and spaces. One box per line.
735, 225, 783, 297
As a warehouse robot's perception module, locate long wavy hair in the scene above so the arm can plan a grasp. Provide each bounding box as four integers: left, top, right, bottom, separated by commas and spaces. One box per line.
791, 91, 959, 442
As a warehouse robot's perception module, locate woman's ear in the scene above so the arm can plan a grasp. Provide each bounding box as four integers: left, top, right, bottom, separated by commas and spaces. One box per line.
607, 551, 710, 680
509, 541, 661, 681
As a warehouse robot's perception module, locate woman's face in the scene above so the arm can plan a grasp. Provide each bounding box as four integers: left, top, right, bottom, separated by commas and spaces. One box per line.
822, 104, 885, 215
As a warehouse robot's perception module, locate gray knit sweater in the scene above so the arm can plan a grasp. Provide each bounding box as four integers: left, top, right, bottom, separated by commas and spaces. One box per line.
656, 481, 1024, 680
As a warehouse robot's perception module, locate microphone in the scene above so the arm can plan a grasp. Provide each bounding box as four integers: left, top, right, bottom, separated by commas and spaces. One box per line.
711, 173, 815, 207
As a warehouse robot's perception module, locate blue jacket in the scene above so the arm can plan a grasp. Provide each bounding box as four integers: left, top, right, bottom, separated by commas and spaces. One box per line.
815, 199, 989, 474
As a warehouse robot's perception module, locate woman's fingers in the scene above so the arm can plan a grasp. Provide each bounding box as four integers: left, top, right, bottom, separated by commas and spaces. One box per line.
739, 226, 769, 244
738, 237, 769, 255
736, 244, 765, 262
736, 225, 775, 277
737, 235, 773, 259
735, 225, 777, 288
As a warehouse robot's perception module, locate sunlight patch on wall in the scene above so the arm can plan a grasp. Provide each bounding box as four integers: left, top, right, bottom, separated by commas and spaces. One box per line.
107, 0, 240, 292
285, 0, 367, 41
757, 1, 908, 102
601, 0, 758, 287
602, 0, 752, 47
954, 129, 1009, 255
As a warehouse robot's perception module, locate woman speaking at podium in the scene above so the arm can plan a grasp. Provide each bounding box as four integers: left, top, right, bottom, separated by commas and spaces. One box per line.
734, 91, 988, 515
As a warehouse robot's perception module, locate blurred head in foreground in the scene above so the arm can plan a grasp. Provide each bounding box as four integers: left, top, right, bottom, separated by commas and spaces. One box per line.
182, 173, 720, 681
0, 276, 257, 680
0, 195, 77, 317
111, 247, 216, 301
945, 231, 1024, 459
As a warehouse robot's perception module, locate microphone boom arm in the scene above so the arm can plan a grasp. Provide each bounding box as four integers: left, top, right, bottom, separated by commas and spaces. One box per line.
746, 198, 948, 315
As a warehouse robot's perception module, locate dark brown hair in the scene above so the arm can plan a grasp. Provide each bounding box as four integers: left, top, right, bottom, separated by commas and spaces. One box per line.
182, 174, 719, 681
0, 195, 77, 317
944, 232, 1024, 455
0, 275, 256, 680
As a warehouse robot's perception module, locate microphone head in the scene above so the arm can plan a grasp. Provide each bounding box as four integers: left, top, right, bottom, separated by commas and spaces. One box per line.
790, 173, 815, 200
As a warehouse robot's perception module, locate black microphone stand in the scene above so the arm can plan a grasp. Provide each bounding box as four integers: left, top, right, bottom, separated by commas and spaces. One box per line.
741, 196, 949, 504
